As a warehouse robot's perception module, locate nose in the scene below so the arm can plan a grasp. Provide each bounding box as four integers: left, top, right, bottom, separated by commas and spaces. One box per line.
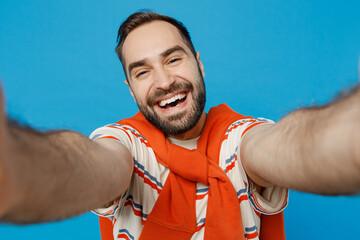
153, 66, 174, 90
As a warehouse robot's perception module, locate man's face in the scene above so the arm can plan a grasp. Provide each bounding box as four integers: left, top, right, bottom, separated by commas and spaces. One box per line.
122, 21, 206, 136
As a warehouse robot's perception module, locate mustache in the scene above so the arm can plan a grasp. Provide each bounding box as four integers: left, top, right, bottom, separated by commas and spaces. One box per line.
147, 82, 193, 106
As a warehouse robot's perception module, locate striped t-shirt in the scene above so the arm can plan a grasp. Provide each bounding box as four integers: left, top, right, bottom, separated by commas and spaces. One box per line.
90, 117, 288, 240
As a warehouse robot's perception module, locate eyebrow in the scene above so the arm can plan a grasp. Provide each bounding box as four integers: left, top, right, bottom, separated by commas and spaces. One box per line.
161, 45, 187, 58
128, 60, 146, 76
127, 45, 187, 76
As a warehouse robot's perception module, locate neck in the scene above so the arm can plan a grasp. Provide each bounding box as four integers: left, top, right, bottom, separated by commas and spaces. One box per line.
168, 111, 207, 140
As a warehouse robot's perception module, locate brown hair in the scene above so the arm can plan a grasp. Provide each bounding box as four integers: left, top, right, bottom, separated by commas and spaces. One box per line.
115, 10, 196, 70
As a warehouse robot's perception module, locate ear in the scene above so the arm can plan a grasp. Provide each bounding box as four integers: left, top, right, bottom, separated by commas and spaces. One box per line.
124, 79, 137, 103
196, 52, 205, 78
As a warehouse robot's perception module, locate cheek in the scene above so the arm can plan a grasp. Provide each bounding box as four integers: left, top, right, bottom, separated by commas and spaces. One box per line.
173, 63, 199, 81
132, 82, 152, 102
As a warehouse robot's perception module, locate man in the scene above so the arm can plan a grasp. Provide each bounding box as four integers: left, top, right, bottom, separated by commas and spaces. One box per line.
0, 11, 359, 240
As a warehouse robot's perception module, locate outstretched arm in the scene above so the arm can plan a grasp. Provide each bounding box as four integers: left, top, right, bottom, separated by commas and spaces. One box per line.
0, 90, 133, 223
241, 85, 360, 195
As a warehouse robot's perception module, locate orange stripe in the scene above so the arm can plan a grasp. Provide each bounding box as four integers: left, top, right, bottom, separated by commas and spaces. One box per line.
229, 119, 254, 132
133, 168, 162, 194
107, 126, 133, 143
196, 224, 205, 232
124, 200, 142, 217
97, 136, 120, 141
225, 160, 236, 172
238, 195, 248, 203
224, 124, 240, 140
228, 121, 245, 132
117, 233, 131, 240
123, 127, 150, 147
246, 231, 259, 239
224, 122, 245, 140
224, 119, 256, 139
225, 154, 238, 172
241, 121, 266, 137
196, 194, 207, 200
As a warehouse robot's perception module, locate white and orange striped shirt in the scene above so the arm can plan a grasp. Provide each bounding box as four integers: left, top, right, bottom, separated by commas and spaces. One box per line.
90, 117, 288, 240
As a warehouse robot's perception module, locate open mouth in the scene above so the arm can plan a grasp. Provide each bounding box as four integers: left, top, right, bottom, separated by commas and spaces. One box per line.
157, 92, 187, 110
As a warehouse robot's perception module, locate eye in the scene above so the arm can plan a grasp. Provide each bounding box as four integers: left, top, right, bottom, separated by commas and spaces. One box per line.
168, 57, 181, 64
135, 70, 148, 78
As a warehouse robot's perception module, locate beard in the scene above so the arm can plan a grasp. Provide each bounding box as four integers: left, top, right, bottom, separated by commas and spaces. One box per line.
135, 72, 206, 136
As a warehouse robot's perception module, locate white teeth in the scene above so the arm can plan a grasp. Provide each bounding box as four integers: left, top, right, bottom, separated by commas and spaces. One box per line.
159, 93, 186, 107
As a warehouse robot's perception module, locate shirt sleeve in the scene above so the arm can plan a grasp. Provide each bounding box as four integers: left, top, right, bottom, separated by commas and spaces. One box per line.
89, 123, 133, 147
241, 117, 289, 215
223, 117, 289, 215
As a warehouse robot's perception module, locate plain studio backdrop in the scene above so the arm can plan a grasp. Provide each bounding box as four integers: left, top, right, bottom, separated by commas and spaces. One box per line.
0, 1, 359, 239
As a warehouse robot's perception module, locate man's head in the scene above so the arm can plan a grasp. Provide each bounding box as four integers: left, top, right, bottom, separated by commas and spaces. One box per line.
116, 11, 196, 69
116, 11, 206, 137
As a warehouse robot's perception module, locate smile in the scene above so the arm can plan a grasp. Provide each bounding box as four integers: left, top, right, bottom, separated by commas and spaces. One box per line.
156, 92, 188, 110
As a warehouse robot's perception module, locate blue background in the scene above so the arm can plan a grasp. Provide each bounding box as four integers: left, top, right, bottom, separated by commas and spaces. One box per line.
0, 0, 359, 239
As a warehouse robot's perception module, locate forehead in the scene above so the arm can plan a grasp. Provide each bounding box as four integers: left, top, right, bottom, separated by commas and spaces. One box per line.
122, 21, 189, 66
